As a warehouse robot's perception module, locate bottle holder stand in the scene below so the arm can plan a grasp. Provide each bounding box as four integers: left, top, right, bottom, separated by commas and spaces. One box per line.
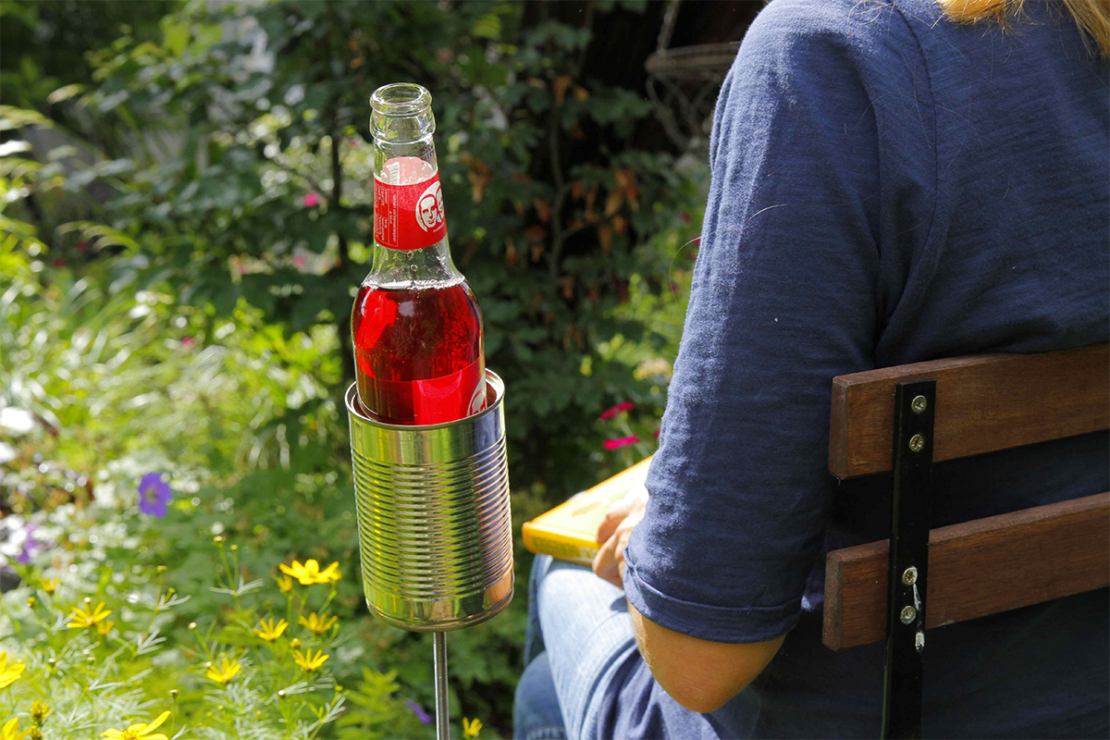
346, 370, 513, 739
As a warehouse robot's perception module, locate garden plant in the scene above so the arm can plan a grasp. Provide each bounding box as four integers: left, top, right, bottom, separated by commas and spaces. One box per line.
0, 0, 706, 736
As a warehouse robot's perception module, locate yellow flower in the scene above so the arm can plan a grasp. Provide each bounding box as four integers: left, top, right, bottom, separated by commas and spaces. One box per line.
30, 701, 50, 722
298, 612, 338, 636
67, 601, 112, 629
97, 620, 115, 637
279, 559, 340, 586
205, 658, 242, 685
253, 618, 288, 642
0, 651, 26, 689
37, 578, 58, 595
0, 718, 30, 740
463, 717, 483, 739
25, 597, 36, 609
100, 710, 171, 740
275, 574, 294, 593
293, 648, 329, 673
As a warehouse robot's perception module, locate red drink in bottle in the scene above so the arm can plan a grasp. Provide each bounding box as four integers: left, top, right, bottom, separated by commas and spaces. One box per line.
352, 84, 486, 425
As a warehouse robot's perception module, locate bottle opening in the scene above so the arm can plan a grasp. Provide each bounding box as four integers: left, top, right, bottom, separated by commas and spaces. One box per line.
371, 83, 432, 117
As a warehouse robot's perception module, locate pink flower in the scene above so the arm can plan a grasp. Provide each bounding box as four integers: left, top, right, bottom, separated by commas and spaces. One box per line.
678, 211, 692, 224
604, 436, 640, 450
76, 240, 88, 252
653, 429, 660, 439
52, 258, 65, 268
303, 192, 320, 207
599, 401, 635, 421
293, 255, 306, 267
181, 337, 195, 348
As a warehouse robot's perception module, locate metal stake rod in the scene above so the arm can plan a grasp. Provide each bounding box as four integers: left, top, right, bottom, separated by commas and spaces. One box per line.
433, 631, 450, 740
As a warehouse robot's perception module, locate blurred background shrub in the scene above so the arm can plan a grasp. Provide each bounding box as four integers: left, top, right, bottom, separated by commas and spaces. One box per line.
0, 0, 756, 735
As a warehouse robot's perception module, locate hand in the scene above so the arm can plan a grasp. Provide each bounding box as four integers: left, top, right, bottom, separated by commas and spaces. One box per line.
591, 491, 647, 589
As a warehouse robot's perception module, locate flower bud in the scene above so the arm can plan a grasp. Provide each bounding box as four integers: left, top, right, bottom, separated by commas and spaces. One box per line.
30, 701, 49, 722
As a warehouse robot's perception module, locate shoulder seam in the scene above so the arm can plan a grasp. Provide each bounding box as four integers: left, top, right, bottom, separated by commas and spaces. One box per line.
888, 0, 940, 267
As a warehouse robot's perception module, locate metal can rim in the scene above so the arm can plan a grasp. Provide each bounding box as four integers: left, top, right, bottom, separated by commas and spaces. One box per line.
344, 370, 504, 431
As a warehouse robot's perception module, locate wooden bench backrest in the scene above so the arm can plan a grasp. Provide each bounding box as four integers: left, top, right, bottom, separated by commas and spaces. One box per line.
823, 344, 1110, 651
828, 344, 1108, 480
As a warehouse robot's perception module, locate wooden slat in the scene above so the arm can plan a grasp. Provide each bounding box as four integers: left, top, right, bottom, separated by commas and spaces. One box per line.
822, 493, 1110, 651
828, 344, 1109, 480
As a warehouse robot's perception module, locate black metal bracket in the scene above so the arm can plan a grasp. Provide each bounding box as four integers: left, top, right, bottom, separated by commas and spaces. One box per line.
881, 380, 936, 740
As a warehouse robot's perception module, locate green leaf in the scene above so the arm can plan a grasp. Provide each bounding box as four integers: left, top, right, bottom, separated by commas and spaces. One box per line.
162, 17, 190, 56
471, 11, 502, 40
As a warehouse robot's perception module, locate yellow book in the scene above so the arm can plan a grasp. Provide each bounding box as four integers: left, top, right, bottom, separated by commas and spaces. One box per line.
522, 455, 653, 565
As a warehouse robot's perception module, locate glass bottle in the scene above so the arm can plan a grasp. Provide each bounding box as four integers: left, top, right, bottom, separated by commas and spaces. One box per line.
351, 83, 485, 424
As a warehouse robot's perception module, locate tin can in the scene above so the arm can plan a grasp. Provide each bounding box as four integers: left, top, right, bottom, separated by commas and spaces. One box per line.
345, 371, 513, 630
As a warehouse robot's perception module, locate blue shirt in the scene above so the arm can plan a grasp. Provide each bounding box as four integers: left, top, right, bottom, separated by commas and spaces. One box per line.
610, 0, 1109, 737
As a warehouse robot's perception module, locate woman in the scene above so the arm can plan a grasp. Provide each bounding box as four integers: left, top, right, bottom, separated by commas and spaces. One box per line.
515, 0, 1109, 738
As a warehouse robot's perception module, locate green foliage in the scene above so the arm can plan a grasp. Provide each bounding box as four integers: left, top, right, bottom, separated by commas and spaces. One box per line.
0, 526, 417, 738
25, 0, 703, 495
0, 0, 707, 734
0, 247, 478, 737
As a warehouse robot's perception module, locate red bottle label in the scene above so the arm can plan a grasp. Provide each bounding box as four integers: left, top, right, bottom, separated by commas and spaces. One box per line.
373, 166, 447, 251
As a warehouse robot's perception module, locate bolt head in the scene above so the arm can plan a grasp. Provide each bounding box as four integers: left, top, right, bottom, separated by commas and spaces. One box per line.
900, 605, 916, 624
911, 395, 928, 414
909, 434, 925, 453
902, 566, 917, 585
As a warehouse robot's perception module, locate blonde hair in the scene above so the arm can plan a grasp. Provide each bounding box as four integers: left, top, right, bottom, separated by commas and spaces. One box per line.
937, 0, 1110, 57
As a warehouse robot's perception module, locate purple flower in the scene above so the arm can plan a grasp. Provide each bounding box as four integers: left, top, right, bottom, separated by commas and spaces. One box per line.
406, 699, 432, 725
138, 473, 173, 518
16, 525, 38, 564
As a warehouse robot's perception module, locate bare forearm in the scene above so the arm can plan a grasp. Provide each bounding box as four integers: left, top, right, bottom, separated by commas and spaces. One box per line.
628, 599, 784, 714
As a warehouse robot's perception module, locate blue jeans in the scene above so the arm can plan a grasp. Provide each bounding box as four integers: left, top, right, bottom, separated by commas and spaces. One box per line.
513, 554, 640, 740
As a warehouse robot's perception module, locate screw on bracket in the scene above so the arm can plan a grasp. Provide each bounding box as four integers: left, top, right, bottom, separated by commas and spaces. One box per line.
902, 566, 917, 585
908, 434, 925, 453
900, 605, 916, 624
911, 395, 928, 414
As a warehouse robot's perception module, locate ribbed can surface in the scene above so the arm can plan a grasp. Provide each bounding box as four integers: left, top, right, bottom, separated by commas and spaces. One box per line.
345, 371, 513, 631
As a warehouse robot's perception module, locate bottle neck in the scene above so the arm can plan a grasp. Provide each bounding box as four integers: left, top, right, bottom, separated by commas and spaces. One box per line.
369, 133, 461, 286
